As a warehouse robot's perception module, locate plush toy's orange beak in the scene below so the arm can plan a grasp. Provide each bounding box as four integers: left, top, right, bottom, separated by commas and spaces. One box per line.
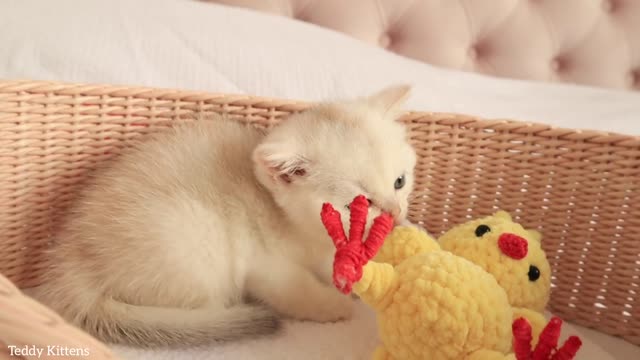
498, 233, 528, 259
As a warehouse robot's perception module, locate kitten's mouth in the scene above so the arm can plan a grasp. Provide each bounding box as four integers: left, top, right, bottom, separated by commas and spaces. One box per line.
386, 206, 403, 225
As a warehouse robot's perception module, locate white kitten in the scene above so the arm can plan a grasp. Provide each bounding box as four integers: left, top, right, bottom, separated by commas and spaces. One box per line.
32, 85, 417, 348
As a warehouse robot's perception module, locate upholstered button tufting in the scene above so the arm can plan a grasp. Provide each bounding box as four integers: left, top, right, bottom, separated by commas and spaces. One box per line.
205, 0, 640, 91
469, 42, 491, 62
629, 70, 640, 87
293, 9, 309, 22
469, 46, 479, 61
469, 43, 489, 61
379, 34, 392, 48
602, 0, 616, 13
551, 57, 566, 72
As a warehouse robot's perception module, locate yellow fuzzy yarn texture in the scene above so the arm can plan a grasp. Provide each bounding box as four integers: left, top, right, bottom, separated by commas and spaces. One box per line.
356, 229, 514, 360
367, 214, 553, 358
374, 226, 440, 266
438, 211, 552, 342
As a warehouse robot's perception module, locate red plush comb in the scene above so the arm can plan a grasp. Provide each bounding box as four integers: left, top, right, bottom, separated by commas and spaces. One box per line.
513, 316, 582, 360
321, 195, 394, 294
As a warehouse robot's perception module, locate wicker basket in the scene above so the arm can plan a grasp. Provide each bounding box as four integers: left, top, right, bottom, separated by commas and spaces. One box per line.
0, 272, 117, 359
0, 80, 638, 351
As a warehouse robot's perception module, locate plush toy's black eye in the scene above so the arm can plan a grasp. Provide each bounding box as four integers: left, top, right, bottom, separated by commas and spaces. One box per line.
394, 175, 406, 190
528, 265, 541, 282
475, 224, 491, 237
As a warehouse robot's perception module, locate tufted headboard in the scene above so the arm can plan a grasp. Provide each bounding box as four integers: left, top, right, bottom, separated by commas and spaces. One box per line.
204, 0, 640, 91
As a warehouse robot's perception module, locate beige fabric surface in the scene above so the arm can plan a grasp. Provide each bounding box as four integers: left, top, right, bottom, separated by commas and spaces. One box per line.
206, 0, 640, 91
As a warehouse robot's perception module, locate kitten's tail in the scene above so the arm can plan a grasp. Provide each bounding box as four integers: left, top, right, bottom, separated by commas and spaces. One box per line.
81, 298, 281, 347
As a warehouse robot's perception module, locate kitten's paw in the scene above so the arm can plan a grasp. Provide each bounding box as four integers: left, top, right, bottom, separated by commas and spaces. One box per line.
306, 291, 355, 323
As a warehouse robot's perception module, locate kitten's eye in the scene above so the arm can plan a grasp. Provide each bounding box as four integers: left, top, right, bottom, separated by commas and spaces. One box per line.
528, 265, 541, 282
475, 224, 491, 237
394, 175, 406, 190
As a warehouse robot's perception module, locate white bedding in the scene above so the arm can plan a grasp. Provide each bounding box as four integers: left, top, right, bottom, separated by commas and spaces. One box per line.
2, 0, 639, 359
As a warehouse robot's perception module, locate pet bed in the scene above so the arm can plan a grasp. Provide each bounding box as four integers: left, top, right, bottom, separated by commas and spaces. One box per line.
0, 80, 638, 360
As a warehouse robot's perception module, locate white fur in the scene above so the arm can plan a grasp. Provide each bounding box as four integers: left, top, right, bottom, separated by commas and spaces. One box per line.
32, 85, 417, 348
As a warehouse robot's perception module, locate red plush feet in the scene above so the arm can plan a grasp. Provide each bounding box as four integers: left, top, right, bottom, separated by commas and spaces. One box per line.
320, 195, 394, 294
513, 316, 582, 360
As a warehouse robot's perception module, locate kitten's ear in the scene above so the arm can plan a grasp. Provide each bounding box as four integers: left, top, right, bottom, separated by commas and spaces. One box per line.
366, 84, 411, 117
252, 142, 309, 184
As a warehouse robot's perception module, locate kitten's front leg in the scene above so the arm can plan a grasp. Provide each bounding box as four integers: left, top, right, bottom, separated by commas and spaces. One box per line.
312, 258, 361, 300
313, 256, 334, 286
246, 258, 354, 323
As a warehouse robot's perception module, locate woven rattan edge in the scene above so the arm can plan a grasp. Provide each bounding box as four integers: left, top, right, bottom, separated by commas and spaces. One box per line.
2, 79, 638, 147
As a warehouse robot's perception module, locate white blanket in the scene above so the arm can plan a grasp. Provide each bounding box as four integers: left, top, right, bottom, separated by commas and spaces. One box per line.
2, 0, 639, 358
2, 0, 640, 135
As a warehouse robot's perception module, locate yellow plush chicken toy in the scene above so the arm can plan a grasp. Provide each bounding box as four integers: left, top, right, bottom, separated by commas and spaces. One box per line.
321, 195, 582, 360
376, 211, 552, 345
438, 211, 552, 344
